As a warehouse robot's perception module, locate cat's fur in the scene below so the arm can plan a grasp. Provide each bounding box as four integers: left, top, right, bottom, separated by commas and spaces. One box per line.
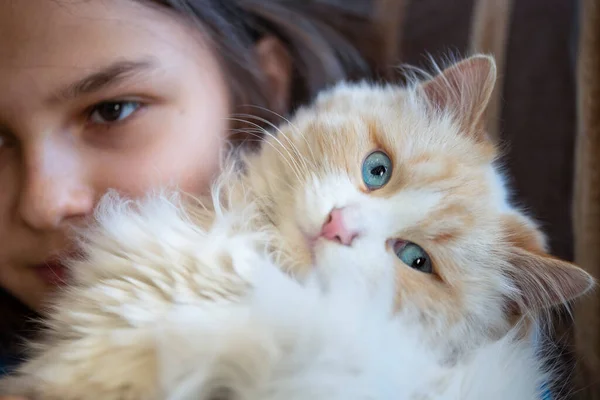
0, 55, 594, 400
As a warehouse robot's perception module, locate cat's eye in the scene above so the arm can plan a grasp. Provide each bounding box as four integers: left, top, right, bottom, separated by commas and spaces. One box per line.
89, 101, 141, 125
362, 151, 392, 190
393, 240, 432, 273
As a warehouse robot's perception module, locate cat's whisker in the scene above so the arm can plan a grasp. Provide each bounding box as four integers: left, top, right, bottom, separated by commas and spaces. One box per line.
232, 113, 314, 173
227, 118, 302, 173
227, 117, 305, 180
233, 113, 305, 155
234, 119, 312, 182
238, 106, 318, 169
227, 125, 304, 183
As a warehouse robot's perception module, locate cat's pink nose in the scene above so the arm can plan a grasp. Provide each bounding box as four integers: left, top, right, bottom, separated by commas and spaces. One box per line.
320, 208, 358, 246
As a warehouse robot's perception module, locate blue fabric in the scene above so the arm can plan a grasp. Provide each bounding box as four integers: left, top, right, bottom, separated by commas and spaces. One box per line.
540, 382, 553, 400
0, 354, 20, 377
0, 356, 11, 377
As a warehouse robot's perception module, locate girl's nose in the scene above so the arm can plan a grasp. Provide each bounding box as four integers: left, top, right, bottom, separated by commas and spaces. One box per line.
18, 140, 94, 230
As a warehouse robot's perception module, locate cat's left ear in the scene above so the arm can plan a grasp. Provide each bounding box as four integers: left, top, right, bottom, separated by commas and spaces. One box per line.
501, 215, 594, 312
507, 248, 594, 312
419, 54, 496, 141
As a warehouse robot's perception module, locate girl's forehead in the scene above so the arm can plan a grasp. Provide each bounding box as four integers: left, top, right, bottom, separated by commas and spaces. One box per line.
1, 0, 166, 48
0, 0, 212, 113
0, 1, 201, 78
3, 0, 204, 61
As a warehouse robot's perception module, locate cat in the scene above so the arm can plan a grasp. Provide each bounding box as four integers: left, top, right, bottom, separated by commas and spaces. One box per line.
0, 55, 594, 400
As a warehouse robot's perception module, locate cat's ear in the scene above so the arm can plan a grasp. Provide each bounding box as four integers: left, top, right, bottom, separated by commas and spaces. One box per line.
506, 248, 593, 311
501, 215, 594, 312
419, 55, 496, 141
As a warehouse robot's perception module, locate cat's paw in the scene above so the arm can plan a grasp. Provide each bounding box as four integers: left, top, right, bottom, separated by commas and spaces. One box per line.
67, 191, 273, 300
3, 192, 275, 400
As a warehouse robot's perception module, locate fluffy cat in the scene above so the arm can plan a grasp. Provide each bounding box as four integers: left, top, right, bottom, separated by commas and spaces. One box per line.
0, 55, 594, 400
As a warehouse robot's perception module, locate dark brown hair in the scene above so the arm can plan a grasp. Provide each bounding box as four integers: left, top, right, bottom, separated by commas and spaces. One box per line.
145, 0, 387, 114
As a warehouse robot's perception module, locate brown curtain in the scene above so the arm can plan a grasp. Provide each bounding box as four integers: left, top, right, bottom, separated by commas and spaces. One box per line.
574, 0, 600, 397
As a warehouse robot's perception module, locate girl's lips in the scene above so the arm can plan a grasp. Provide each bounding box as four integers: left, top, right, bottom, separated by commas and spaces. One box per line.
34, 249, 82, 286
35, 260, 68, 286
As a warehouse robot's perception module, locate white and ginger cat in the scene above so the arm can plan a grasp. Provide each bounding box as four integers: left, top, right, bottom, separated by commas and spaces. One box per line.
0, 55, 594, 400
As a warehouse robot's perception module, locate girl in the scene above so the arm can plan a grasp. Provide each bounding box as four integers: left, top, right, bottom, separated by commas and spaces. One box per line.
0, 0, 385, 381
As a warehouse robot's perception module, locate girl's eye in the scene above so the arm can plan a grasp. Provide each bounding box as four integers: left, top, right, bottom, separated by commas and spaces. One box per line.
394, 241, 432, 274
362, 151, 392, 190
0, 132, 16, 150
89, 101, 140, 124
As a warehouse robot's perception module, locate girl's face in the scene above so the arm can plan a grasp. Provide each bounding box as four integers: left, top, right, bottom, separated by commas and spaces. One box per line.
0, 0, 231, 310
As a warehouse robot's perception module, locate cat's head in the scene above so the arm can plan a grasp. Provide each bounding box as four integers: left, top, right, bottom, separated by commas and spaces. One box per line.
244, 55, 593, 352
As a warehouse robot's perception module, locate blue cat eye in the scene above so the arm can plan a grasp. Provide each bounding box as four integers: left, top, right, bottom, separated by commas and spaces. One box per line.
393, 241, 433, 274
361, 151, 392, 190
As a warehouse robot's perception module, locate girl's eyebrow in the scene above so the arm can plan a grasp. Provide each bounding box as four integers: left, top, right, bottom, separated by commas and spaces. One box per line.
49, 57, 159, 103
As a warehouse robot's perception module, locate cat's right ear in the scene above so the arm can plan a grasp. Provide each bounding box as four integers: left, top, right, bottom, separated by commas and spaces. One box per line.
418, 55, 497, 141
